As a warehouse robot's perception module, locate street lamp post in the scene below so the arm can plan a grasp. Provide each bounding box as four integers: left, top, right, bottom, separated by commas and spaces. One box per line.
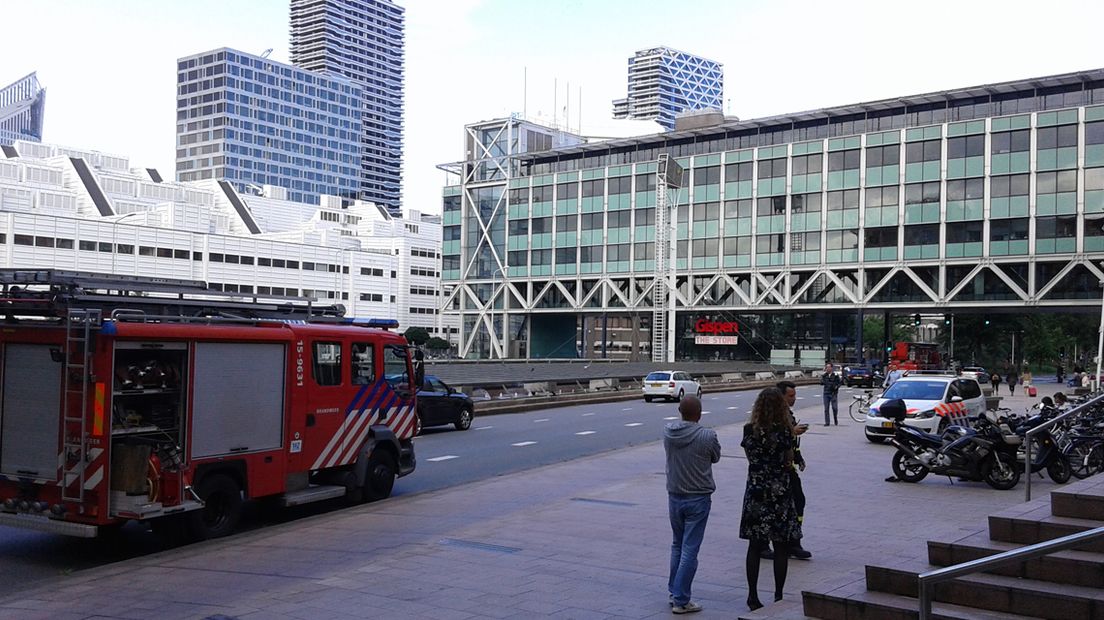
110, 212, 142, 275
1096, 276, 1104, 391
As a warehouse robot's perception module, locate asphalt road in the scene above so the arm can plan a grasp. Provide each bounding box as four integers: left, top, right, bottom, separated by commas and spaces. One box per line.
0, 384, 832, 595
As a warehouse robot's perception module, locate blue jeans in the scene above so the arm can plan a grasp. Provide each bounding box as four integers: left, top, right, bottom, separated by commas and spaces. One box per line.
823, 392, 838, 424
668, 493, 711, 606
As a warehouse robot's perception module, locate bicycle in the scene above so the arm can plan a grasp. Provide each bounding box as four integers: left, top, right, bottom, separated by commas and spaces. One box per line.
849, 389, 877, 423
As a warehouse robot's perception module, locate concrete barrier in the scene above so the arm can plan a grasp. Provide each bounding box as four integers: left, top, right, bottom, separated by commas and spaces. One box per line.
523, 382, 554, 397
589, 378, 620, 392
755, 371, 775, 381
721, 372, 744, 382
784, 370, 804, 379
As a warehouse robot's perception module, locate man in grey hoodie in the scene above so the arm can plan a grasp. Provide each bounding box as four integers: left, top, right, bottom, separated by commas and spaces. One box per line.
664, 395, 721, 615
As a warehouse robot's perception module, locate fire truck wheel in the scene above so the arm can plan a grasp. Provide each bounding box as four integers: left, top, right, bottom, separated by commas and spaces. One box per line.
454, 408, 473, 431
188, 474, 243, 540
364, 452, 397, 501
414, 413, 423, 436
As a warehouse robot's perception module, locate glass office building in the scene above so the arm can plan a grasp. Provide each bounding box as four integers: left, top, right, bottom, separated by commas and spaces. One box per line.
612, 47, 723, 132
0, 72, 45, 146
175, 48, 363, 206
291, 0, 405, 215
443, 68, 1104, 361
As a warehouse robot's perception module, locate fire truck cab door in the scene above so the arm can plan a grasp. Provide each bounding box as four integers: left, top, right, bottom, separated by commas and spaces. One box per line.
297, 339, 358, 472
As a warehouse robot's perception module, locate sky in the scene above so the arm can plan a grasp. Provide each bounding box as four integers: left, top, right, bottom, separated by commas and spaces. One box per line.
3, 0, 1104, 216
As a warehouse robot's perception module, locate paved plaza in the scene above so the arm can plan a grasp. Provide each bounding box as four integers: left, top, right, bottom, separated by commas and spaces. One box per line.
0, 382, 1072, 619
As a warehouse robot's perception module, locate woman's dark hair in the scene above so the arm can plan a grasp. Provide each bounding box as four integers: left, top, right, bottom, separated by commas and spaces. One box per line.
749, 387, 791, 432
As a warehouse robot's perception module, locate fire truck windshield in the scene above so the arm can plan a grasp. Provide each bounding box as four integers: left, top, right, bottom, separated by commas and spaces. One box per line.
383, 344, 410, 388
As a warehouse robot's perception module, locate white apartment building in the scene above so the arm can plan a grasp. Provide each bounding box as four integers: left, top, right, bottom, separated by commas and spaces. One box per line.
0, 140, 453, 339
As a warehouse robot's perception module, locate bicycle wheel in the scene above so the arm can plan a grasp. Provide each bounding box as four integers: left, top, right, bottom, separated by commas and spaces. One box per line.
1070, 443, 1104, 480
849, 398, 868, 423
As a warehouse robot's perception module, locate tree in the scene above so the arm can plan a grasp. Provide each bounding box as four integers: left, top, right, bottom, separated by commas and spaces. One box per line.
426, 337, 450, 351
403, 326, 430, 346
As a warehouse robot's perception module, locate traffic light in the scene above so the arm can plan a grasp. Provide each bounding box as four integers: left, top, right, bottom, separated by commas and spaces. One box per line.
944, 317, 952, 326
984, 319, 991, 326
885, 340, 893, 352
914, 314, 921, 326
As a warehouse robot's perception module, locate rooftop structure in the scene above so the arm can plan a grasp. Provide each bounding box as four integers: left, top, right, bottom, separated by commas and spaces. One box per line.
3, 140, 452, 340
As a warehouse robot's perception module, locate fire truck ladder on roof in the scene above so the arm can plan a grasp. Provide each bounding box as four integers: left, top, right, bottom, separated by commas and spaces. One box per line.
61, 308, 100, 505
0, 270, 346, 322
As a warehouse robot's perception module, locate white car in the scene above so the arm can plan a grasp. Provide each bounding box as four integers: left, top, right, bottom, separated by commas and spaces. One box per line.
642, 371, 702, 402
863, 375, 985, 443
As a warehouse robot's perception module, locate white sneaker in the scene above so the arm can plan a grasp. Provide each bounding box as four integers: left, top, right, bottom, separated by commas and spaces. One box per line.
672, 601, 702, 614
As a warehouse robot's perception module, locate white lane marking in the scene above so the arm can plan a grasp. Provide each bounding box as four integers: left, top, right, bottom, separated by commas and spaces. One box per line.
664, 416, 679, 420
534, 418, 550, 423
621, 407, 634, 411
702, 411, 711, 415
796, 396, 806, 400
476, 426, 494, 430
727, 406, 739, 410
582, 412, 596, 417
625, 422, 644, 427
426, 455, 459, 462
512, 441, 537, 447
576, 431, 596, 435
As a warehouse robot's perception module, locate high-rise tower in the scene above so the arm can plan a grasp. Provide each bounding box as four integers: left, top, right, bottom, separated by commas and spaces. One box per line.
612, 47, 723, 132
0, 72, 46, 145
291, 0, 405, 215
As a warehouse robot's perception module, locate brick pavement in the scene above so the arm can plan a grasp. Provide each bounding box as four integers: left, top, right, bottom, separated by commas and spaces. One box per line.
0, 382, 1071, 620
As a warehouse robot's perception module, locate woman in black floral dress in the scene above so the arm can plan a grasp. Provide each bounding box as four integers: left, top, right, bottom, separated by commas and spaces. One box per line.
739, 387, 800, 610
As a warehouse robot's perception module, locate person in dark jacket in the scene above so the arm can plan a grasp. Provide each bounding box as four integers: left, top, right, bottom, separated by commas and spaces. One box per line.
1006, 368, 1019, 396
821, 363, 842, 425
664, 395, 720, 614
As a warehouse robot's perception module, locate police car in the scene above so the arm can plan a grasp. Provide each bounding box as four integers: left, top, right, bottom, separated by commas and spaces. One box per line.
863, 373, 986, 443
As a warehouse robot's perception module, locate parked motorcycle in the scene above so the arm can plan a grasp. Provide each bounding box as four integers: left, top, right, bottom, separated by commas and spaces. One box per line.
1003, 406, 1072, 484
884, 399, 1021, 490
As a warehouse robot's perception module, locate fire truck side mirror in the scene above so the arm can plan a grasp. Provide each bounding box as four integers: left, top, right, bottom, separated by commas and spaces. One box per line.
413, 349, 425, 388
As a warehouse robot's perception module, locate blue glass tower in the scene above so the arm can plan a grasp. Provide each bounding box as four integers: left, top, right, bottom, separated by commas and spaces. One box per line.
0, 72, 46, 145
612, 47, 724, 132
175, 48, 363, 205
291, 0, 405, 215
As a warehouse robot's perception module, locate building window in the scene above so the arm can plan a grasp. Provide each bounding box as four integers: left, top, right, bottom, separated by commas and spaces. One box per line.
903, 224, 940, 246
756, 196, 786, 216
946, 221, 983, 243
1037, 125, 1077, 150
792, 153, 823, 175
826, 189, 859, 211
990, 218, 1029, 241
692, 167, 719, 186
991, 129, 1030, 154
946, 135, 984, 159
864, 226, 897, 248
866, 144, 900, 167
724, 161, 753, 183
827, 149, 859, 171
757, 158, 786, 179
946, 178, 984, 201
905, 139, 941, 163
1036, 215, 1077, 239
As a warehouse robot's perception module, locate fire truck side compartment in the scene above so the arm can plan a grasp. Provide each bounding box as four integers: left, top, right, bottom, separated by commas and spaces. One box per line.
1, 344, 62, 478
190, 342, 286, 459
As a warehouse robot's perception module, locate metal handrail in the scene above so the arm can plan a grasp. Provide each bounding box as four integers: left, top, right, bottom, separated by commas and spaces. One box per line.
1025, 390, 1104, 501
918, 526, 1104, 620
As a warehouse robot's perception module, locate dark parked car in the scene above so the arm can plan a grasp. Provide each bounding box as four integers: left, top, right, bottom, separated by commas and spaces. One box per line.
416, 375, 474, 434
844, 366, 876, 388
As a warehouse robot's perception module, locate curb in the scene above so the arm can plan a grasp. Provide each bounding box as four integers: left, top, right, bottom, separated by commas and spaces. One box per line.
471, 378, 820, 415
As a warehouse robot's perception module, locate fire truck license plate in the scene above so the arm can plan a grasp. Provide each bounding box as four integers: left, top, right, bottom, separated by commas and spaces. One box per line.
882, 421, 894, 428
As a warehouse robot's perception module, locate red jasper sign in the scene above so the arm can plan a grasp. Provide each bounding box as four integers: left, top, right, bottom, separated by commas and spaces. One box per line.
693, 319, 739, 345
694, 319, 739, 334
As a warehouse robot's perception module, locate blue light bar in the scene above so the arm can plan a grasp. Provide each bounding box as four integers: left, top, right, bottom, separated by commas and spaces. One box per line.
344, 318, 400, 330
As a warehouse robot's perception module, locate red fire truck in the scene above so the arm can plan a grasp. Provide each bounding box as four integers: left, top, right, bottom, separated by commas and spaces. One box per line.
888, 341, 942, 371
0, 271, 418, 540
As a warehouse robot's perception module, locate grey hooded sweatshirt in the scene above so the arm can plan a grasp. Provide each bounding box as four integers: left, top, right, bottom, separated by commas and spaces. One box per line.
663, 420, 721, 495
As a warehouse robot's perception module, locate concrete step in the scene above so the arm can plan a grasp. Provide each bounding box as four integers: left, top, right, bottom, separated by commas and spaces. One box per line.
866, 560, 1104, 619
801, 577, 1029, 620
927, 530, 1104, 588
988, 504, 1104, 552
1050, 478, 1104, 520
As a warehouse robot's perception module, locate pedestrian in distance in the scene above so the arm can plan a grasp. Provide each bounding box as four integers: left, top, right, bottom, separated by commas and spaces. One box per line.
759, 381, 812, 562
1006, 368, 1019, 396
663, 394, 720, 615
991, 372, 1002, 395
1054, 392, 1069, 410
821, 363, 842, 425
740, 387, 801, 610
